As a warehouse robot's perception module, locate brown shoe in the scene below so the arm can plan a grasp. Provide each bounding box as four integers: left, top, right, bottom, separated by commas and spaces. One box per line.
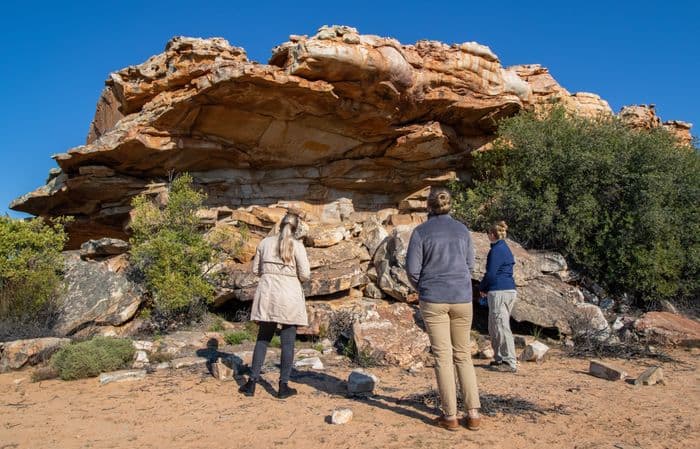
465, 416, 481, 431
435, 416, 459, 431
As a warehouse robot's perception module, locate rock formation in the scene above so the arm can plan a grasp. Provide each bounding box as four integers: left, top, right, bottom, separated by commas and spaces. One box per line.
6, 26, 695, 366
11, 26, 692, 247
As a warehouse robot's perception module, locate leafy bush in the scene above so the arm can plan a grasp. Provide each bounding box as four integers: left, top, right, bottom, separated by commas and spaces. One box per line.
270, 335, 282, 348
0, 216, 70, 336
451, 107, 699, 306
129, 173, 214, 320
224, 330, 252, 345
51, 337, 135, 380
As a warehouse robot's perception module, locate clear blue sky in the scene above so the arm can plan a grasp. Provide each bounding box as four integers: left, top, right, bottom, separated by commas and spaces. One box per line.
2, 0, 698, 217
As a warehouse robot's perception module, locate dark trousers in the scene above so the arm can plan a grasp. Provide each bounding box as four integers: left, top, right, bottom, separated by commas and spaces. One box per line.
249, 321, 297, 384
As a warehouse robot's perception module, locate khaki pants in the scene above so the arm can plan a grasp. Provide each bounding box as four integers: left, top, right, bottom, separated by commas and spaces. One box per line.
488, 290, 517, 368
420, 301, 481, 417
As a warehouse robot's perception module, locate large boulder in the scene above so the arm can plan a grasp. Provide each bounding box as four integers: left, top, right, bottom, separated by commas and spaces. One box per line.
53, 252, 143, 336
352, 302, 430, 367
513, 275, 607, 336
373, 225, 417, 301
471, 233, 541, 286
633, 312, 700, 347
0, 337, 71, 372
304, 261, 367, 297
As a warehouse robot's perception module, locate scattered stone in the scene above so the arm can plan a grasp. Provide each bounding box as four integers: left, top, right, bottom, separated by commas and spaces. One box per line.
13, 378, 26, 385
519, 341, 550, 362
132, 340, 154, 352
635, 367, 665, 386
479, 347, 495, 359
589, 360, 627, 381
296, 348, 322, 359
154, 362, 171, 371
171, 357, 209, 369
612, 317, 625, 331
210, 357, 234, 380
132, 350, 149, 368
513, 335, 534, 348
331, 408, 353, 424
347, 368, 379, 395
99, 369, 147, 385
294, 357, 324, 370
408, 361, 424, 374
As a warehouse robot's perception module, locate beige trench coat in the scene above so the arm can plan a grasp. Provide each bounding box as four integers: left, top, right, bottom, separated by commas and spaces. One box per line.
250, 236, 311, 326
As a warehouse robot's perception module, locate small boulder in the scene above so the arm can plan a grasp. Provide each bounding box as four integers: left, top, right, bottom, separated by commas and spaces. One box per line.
132, 350, 149, 368
294, 357, 324, 370
513, 335, 534, 348
347, 368, 378, 395
589, 360, 627, 381
331, 408, 353, 424
210, 357, 234, 380
519, 341, 550, 362
635, 367, 665, 386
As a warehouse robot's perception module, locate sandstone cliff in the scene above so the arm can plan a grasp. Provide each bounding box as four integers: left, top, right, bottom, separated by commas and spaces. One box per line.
13, 26, 691, 247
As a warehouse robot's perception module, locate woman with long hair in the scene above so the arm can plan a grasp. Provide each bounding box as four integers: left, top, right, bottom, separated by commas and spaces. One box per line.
406, 187, 482, 431
480, 221, 517, 373
239, 212, 310, 399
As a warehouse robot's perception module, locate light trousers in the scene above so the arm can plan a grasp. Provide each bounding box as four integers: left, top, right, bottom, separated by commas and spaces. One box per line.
420, 300, 481, 417
487, 290, 517, 368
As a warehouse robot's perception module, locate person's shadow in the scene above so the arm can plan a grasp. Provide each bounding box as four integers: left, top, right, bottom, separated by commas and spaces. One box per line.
289, 368, 437, 425
197, 338, 277, 396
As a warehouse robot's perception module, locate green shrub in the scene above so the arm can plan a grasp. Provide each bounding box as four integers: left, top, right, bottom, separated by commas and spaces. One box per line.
51, 337, 135, 380
149, 351, 174, 364
270, 335, 282, 348
208, 315, 225, 332
0, 216, 70, 334
129, 173, 214, 319
451, 107, 700, 305
224, 330, 252, 345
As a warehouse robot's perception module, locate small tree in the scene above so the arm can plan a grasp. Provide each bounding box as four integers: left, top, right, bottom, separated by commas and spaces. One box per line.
451, 107, 699, 307
129, 173, 214, 321
0, 216, 70, 336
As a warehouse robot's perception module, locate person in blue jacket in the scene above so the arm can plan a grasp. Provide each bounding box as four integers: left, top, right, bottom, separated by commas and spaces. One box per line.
479, 221, 518, 373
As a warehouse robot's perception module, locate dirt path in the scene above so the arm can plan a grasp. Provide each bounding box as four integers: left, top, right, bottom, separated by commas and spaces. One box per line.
1, 348, 698, 449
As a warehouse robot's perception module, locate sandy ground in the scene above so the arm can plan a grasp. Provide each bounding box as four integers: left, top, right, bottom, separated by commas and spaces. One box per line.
1, 347, 698, 449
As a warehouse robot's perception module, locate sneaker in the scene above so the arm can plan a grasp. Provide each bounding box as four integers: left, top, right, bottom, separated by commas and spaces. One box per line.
238, 379, 256, 397
495, 364, 517, 373
278, 382, 298, 399
489, 360, 504, 366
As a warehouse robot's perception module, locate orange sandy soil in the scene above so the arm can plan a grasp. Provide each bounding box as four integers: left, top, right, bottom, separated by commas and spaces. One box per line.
1, 348, 698, 449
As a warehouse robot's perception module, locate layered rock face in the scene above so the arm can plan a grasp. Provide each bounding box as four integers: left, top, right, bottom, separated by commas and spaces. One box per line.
11, 29, 532, 247
11, 27, 692, 247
